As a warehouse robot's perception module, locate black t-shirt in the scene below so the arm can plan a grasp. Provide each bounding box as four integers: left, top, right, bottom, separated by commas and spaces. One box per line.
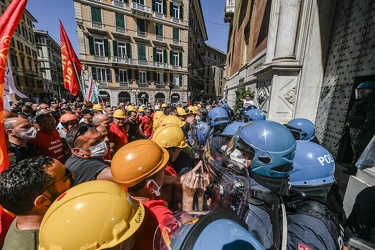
171, 150, 193, 175
8, 142, 38, 163
64, 155, 109, 184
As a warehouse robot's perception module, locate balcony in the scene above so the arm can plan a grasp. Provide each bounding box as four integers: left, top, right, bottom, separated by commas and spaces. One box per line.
154, 62, 168, 69
119, 82, 130, 87
94, 55, 108, 62
155, 82, 166, 88
131, 2, 152, 14
171, 65, 181, 70
91, 21, 104, 30
171, 17, 180, 24
153, 12, 164, 19
112, 56, 132, 64
137, 31, 147, 38
224, 0, 235, 23
115, 27, 127, 34
137, 82, 148, 88
97, 81, 108, 86
155, 35, 164, 42
113, 0, 126, 8
172, 39, 180, 45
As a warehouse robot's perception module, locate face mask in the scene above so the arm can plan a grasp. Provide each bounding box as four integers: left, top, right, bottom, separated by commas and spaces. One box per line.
89, 141, 108, 158
196, 115, 201, 122
17, 127, 37, 140
150, 179, 161, 197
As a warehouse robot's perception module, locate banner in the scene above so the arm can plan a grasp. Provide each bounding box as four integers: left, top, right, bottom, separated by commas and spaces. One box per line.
3, 57, 27, 110
0, 0, 28, 172
87, 76, 94, 101
60, 20, 81, 96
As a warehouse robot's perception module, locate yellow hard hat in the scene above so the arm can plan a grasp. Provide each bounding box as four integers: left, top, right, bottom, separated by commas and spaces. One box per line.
127, 105, 135, 111
113, 109, 126, 119
138, 106, 145, 112
197, 104, 202, 108
38, 181, 144, 250
152, 123, 188, 149
161, 103, 168, 108
187, 106, 197, 115
92, 104, 103, 111
153, 111, 165, 131
161, 115, 186, 127
177, 107, 187, 116
111, 140, 169, 187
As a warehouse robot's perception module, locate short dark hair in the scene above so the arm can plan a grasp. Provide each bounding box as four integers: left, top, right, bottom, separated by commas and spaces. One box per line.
0, 156, 55, 215
36, 114, 54, 124
164, 106, 177, 116
66, 123, 96, 148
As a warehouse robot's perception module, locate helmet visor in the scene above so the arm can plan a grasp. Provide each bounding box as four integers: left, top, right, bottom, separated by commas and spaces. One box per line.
224, 134, 255, 162
284, 124, 308, 140
355, 88, 373, 99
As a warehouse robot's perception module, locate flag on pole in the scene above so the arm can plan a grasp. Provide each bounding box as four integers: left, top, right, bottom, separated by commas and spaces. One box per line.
0, 0, 28, 173
87, 76, 94, 101
60, 20, 81, 96
3, 57, 27, 110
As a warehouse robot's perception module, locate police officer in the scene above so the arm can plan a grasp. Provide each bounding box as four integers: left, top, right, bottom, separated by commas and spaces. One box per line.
284, 118, 320, 144
346, 81, 375, 175
286, 140, 345, 250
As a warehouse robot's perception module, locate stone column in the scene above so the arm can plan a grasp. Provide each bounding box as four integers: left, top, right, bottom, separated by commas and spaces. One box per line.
264, 0, 281, 64
273, 0, 302, 61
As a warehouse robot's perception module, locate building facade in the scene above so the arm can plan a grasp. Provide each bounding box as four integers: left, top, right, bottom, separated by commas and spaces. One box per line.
34, 29, 66, 102
203, 43, 226, 102
73, 0, 192, 106
1, 0, 43, 103
223, 0, 375, 161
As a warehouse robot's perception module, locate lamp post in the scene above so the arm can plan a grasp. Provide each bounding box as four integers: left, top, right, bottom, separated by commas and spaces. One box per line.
200, 90, 204, 103
169, 82, 174, 104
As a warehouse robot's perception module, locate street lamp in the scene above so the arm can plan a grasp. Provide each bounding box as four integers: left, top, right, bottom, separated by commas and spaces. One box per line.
169, 82, 174, 104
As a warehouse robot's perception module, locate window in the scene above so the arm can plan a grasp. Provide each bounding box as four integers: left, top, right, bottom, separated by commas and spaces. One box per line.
172, 74, 180, 86
113, 41, 131, 58
25, 46, 31, 56
171, 4, 179, 18
94, 39, 105, 56
136, 19, 146, 32
170, 51, 181, 66
155, 23, 163, 37
118, 69, 129, 83
156, 72, 164, 83
139, 71, 147, 83
173, 28, 179, 40
156, 48, 163, 62
118, 42, 127, 58
17, 41, 23, 51
91, 7, 102, 23
92, 67, 111, 82
138, 44, 146, 60
155, 0, 163, 13
136, 0, 145, 4
115, 13, 125, 28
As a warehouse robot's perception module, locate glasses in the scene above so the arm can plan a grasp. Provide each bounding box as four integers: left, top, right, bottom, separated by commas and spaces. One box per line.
72, 124, 96, 147
40, 168, 74, 195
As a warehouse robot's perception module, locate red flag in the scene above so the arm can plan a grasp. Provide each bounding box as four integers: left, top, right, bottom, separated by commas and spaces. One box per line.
87, 76, 94, 101
0, 0, 28, 173
60, 20, 81, 96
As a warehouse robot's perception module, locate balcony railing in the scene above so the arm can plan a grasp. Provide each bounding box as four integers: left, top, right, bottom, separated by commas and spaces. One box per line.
153, 12, 164, 19
171, 65, 181, 70
113, 0, 126, 8
119, 82, 130, 87
94, 55, 108, 62
155, 35, 164, 42
155, 82, 166, 88
112, 56, 132, 64
172, 39, 180, 45
154, 62, 168, 69
111, 58, 181, 70
171, 17, 180, 24
91, 22, 104, 30
137, 82, 148, 88
137, 31, 147, 38
115, 27, 127, 34
131, 2, 152, 14
97, 81, 108, 86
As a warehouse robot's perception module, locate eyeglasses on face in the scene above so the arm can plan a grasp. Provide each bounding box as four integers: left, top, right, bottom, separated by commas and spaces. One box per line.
72, 124, 96, 147
40, 168, 74, 195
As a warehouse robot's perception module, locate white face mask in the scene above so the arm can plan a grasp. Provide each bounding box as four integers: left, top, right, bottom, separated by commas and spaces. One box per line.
89, 141, 108, 158
196, 115, 201, 122
17, 127, 37, 140
150, 179, 161, 197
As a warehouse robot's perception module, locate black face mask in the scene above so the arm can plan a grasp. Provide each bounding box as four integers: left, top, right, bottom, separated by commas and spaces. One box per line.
250, 171, 290, 196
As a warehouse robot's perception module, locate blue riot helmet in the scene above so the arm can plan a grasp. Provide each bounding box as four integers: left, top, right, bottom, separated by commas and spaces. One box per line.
155, 211, 265, 250
243, 109, 266, 122
284, 118, 316, 141
207, 107, 231, 127
221, 122, 247, 138
290, 141, 335, 187
355, 81, 375, 99
289, 140, 336, 202
225, 120, 296, 179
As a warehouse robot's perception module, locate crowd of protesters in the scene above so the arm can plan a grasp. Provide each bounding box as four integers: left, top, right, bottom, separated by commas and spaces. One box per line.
0, 93, 373, 249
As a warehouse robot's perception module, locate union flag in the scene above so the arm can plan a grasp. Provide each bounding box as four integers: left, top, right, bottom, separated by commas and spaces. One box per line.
60, 20, 82, 96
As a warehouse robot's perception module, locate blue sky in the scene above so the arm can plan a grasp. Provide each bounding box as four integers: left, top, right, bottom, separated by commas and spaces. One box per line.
26, 0, 228, 54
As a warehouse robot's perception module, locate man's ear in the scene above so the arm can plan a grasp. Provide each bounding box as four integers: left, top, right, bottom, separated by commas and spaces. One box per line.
34, 194, 51, 208
5, 129, 15, 136
72, 148, 84, 157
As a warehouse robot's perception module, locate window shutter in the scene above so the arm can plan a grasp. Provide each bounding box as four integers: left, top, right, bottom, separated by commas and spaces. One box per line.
163, 49, 167, 63
91, 7, 101, 23
126, 42, 132, 58
127, 69, 131, 81
154, 72, 157, 82
115, 69, 119, 82
163, 0, 167, 14
92, 67, 97, 80
163, 72, 167, 84
179, 52, 182, 66
153, 48, 157, 62
115, 13, 125, 28
104, 38, 110, 57
147, 71, 151, 84
152, 0, 156, 11
134, 70, 139, 81
106, 68, 111, 81
113, 41, 118, 57
170, 3, 173, 16
170, 50, 174, 65
88, 36, 95, 55
180, 5, 183, 20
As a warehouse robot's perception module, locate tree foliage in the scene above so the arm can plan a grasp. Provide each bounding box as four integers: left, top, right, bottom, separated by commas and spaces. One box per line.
233, 87, 255, 114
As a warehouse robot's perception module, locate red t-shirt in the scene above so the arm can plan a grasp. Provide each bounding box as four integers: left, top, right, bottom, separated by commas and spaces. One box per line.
29, 130, 65, 163
143, 199, 176, 230
109, 122, 128, 153
140, 116, 153, 137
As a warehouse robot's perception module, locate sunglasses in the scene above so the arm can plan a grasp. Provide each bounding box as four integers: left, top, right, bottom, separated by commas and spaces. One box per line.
40, 168, 74, 194
72, 124, 96, 147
